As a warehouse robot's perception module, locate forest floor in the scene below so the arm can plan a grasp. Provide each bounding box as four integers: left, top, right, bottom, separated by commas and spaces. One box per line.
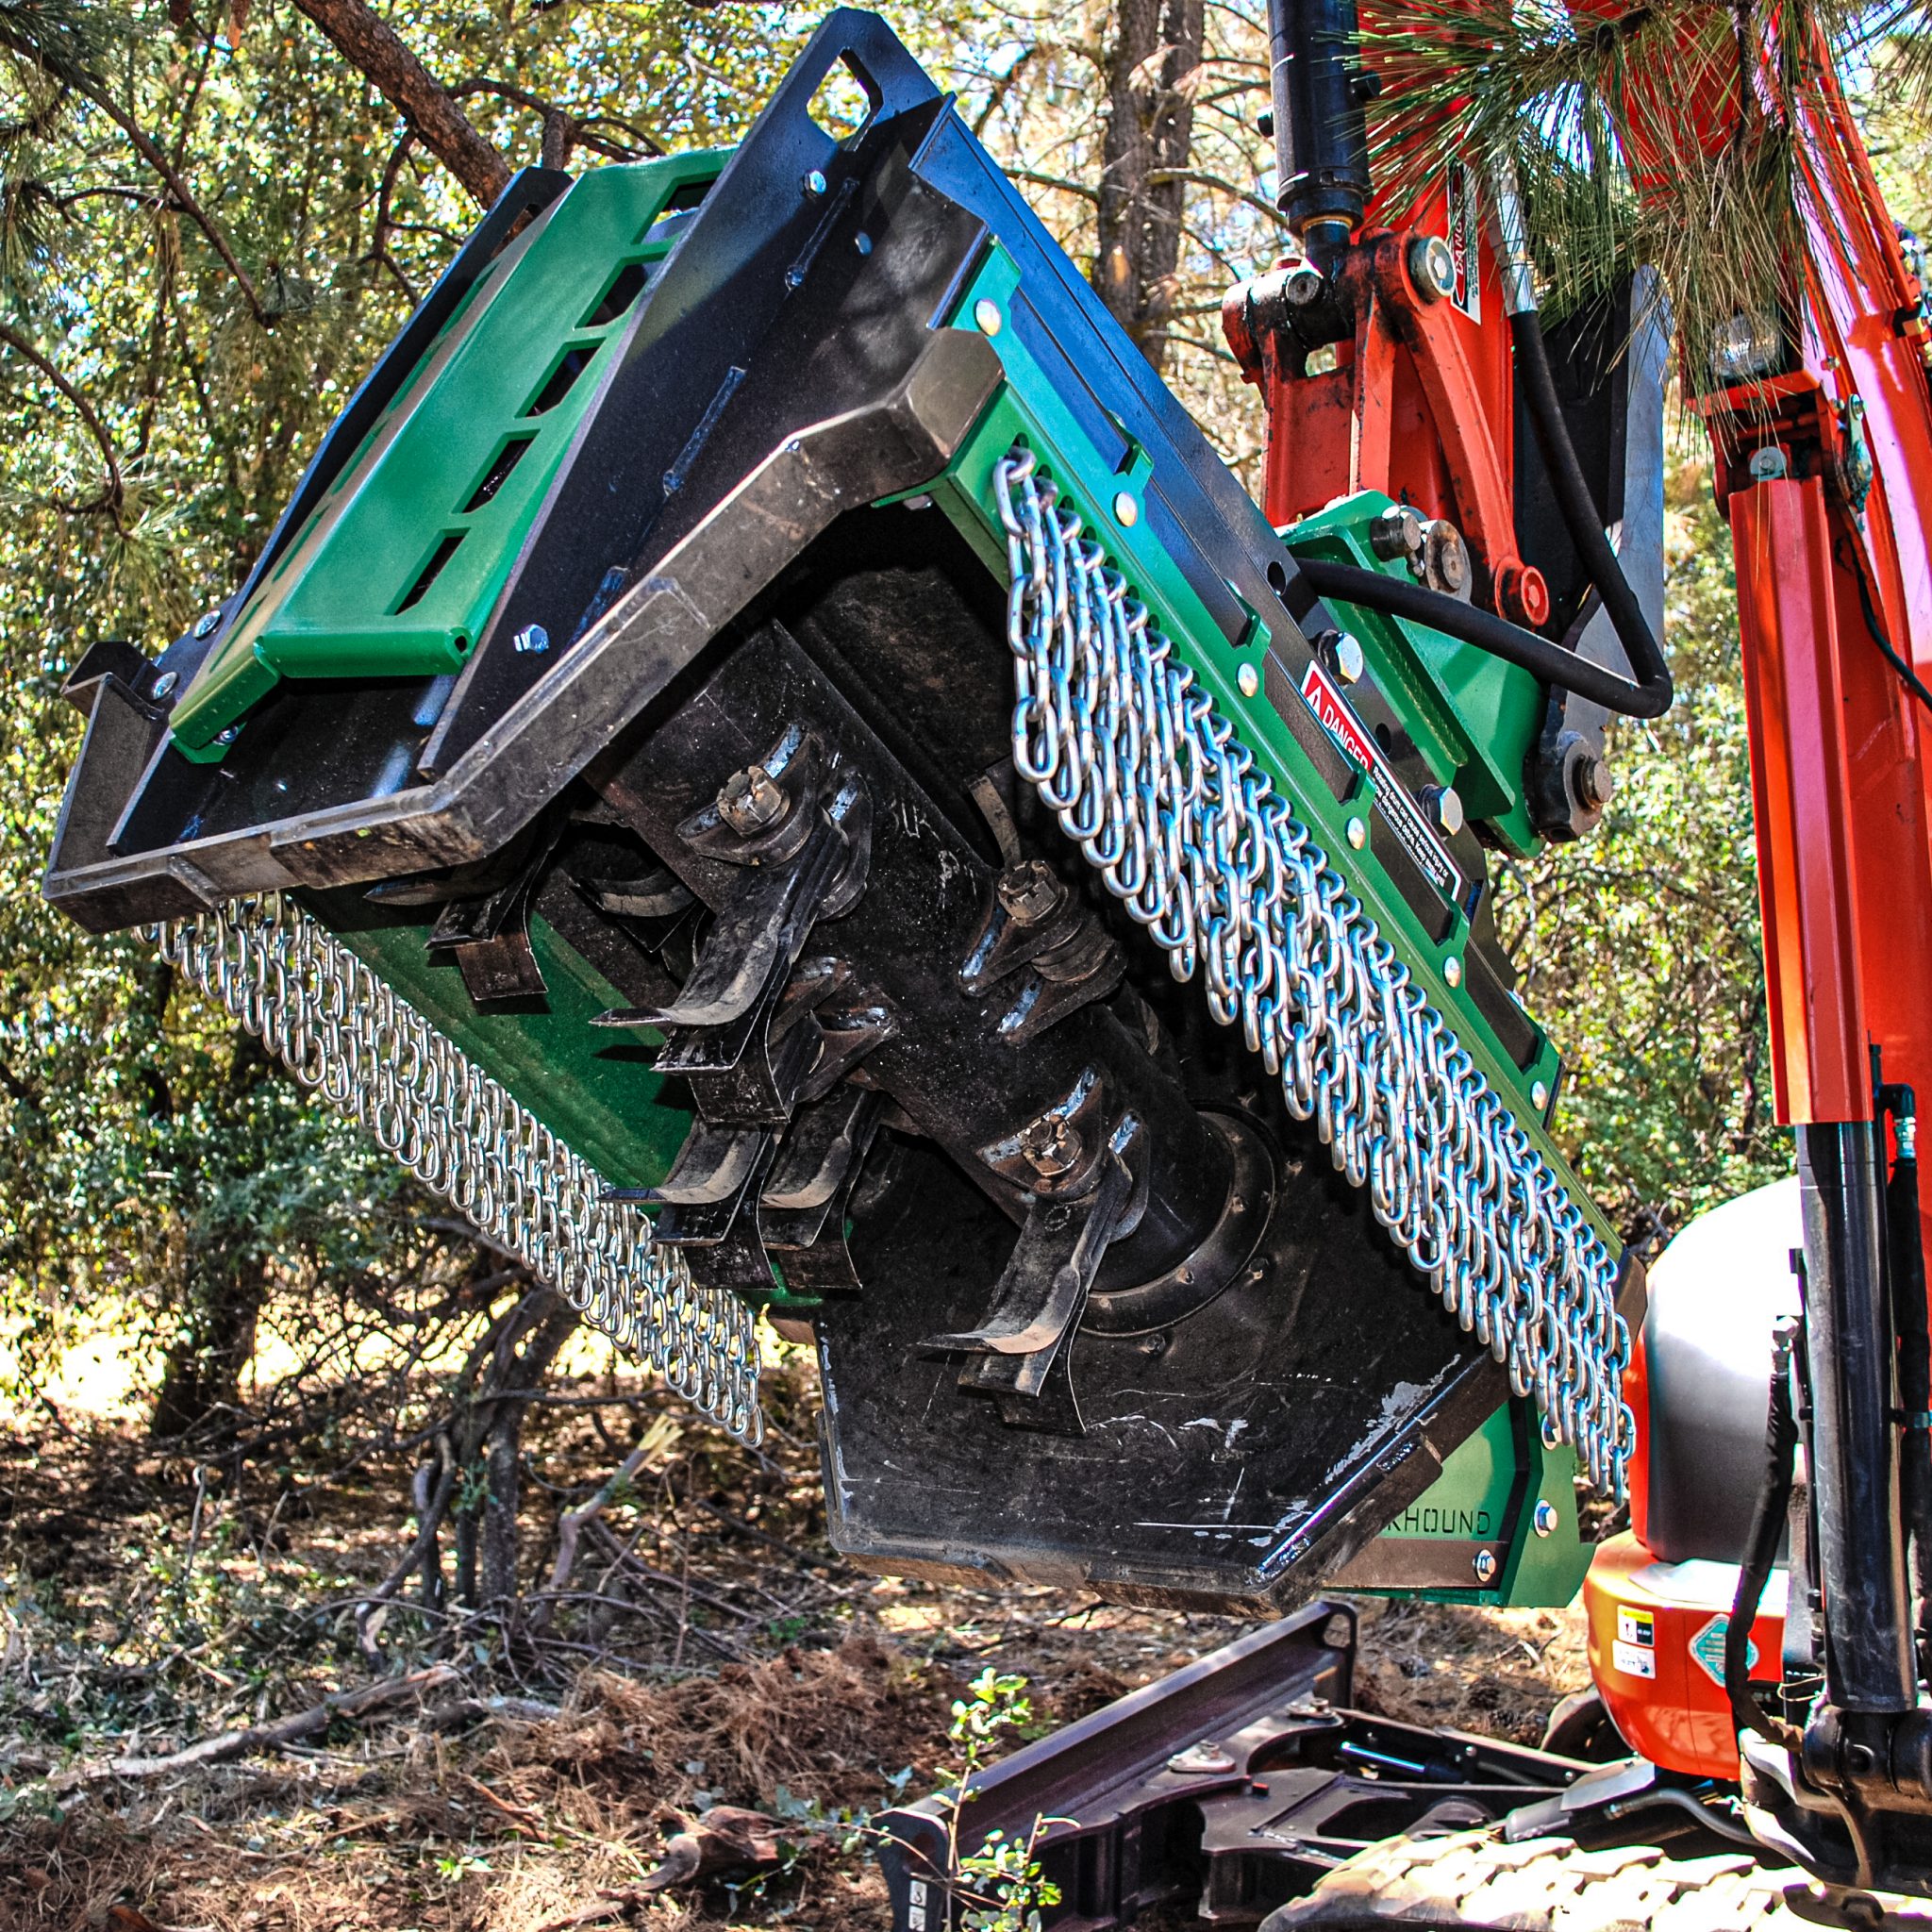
0, 1361, 1594, 1932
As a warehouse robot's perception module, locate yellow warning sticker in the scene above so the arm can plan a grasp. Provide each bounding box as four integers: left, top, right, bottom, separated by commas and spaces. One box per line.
1617, 1606, 1656, 1648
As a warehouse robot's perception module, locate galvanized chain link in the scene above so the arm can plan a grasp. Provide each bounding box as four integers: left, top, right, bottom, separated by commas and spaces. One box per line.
994, 447, 1632, 1495
154, 893, 762, 1443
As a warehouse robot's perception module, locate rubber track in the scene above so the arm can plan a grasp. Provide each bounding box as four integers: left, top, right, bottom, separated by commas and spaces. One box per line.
1265, 1828, 1932, 1930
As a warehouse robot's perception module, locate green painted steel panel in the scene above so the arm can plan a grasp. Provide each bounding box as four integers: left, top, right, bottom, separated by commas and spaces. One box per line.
316, 898, 691, 1195
1283, 497, 1544, 856
173, 151, 729, 760
925, 243, 1581, 1184
1359, 1406, 1591, 1608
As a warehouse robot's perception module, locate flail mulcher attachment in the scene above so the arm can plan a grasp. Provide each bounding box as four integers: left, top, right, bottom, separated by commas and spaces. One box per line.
46, 9, 1633, 1609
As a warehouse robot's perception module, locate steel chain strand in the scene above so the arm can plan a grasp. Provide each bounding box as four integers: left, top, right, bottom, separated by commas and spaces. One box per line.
995, 447, 1630, 1495
151, 894, 761, 1444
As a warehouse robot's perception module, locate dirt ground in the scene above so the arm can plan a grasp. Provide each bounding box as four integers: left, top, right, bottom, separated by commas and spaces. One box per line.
0, 1362, 1596, 1932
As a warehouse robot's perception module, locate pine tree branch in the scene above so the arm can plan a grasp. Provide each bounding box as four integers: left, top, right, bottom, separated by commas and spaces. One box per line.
1008, 166, 1102, 203
290, 0, 511, 207
0, 320, 125, 527
80, 90, 268, 323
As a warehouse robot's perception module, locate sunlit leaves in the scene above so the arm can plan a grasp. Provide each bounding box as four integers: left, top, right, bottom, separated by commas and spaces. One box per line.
1496, 460, 1790, 1244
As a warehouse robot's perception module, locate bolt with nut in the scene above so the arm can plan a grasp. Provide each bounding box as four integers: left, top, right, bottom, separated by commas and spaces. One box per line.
997, 859, 1063, 927
1424, 784, 1464, 838
1017, 1113, 1081, 1180
1573, 750, 1615, 812
1369, 504, 1424, 565
1422, 519, 1472, 598
716, 763, 789, 838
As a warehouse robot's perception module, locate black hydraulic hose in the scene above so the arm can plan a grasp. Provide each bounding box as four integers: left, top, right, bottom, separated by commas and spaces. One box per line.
1294, 307, 1675, 722
1600, 1787, 1764, 1852
1296, 558, 1673, 719
1880, 1090, 1932, 1680
1509, 308, 1674, 719
1725, 1319, 1803, 1752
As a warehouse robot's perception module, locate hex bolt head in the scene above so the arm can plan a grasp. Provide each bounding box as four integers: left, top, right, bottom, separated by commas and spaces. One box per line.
512, 624, 550, 656
1748, 443, 1789, 481
1369, 504, 1424, 563
1574, 751, 1615, 811
1407, 234, 1457, 303
1333, 631, 1366, 685
1017, 1113, 1080, 1179
1320, 1611, 1353, 1649
716, 763, 788, 837
803, 168, 829, 200
1424, 784, 1464, 837
151, 670, 178, 701
1473, 1548, 1498, 1585
996, 859, 1063, 926
192, 609, 222, 639
1283, 262, 1326, 309
1533, 1499, 1559, 1538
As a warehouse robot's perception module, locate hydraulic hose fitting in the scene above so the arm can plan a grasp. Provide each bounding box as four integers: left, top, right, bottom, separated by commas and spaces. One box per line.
1490, 159, 1538, 319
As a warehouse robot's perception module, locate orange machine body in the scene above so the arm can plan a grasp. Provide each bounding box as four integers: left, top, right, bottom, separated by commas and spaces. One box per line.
1584, 1531, 1786, 1779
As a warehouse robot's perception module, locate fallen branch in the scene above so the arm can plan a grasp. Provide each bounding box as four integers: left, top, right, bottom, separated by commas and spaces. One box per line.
355, 1431, 456, 1661
55, 1665, 458, 1787
587, 1519, 760, 1620
533, 1442, 653, 1632
423, 1691, 561, 1732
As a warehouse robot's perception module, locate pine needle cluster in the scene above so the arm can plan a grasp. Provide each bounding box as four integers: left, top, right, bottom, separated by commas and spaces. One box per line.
1358, 0, 1928, 377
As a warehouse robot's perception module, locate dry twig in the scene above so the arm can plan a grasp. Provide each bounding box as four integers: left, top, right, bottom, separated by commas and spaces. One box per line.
54, 1664, 458, 1786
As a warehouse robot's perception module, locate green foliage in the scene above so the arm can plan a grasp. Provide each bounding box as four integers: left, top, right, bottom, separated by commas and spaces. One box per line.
948, 1665, 1033, 1754
1357, 0, 1932, 383
1497, 459, 1790, 1242
1362, 0, 1800, 356
936, 1668, 1064, 1932
0, 0, 806, 1419
0, 0, 1816, 1430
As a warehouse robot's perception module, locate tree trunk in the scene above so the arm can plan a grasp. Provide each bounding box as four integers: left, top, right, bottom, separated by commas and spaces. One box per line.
1093, 0, 1207, 373
151, 1027, 276, 1441
151, 1245, 268, 1441
449, 1288, 578, 1610
290, 0, 510, 207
